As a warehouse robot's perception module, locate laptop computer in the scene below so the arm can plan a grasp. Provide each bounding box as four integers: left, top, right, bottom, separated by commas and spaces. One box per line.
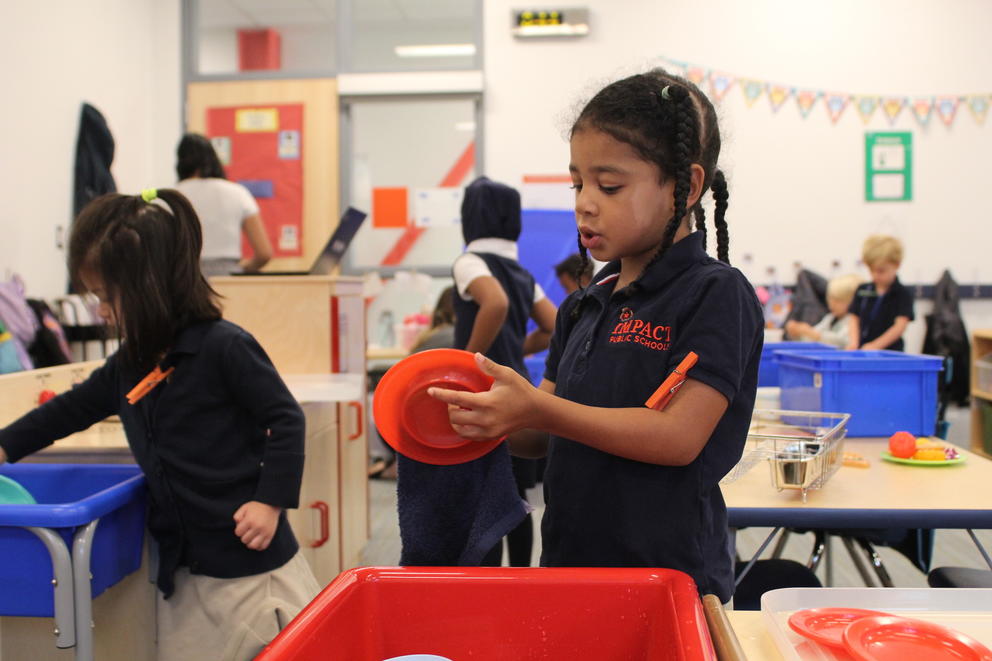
233, 206, 367, 276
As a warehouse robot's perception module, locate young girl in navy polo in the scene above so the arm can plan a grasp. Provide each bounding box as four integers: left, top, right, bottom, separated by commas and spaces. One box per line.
0, 190, 318, 660
430, 69, 763, 603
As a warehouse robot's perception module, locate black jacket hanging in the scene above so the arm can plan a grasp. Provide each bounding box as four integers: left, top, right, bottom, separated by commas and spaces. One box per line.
784, 269, 828, 338
922, 270, 970, 407
73, 102, 116, 218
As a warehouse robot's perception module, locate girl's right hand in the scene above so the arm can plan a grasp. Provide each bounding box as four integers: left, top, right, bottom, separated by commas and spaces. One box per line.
428, 353, 537, 441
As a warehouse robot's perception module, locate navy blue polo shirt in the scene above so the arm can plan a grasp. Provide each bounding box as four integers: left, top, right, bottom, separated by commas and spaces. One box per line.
851, 277, 915, 351
540, 232, 763, 602
0, 319, 305, 597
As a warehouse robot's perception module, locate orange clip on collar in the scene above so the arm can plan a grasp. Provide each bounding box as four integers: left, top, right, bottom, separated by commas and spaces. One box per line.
126, 365, 174, 405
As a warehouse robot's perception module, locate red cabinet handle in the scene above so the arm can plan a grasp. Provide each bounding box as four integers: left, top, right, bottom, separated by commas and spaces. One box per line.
309, 501, 329, 548
347, 401, 363, 440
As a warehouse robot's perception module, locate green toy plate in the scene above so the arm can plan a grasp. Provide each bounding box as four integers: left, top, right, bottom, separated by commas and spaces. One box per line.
0, 474, 36, 504
880, 451, 965, 467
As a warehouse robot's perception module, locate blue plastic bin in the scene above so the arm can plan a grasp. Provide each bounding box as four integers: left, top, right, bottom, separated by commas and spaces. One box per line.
758, 342, 837, 387
0, 463, 146, 617
777, 350, 943, 437
524, 352, 547, 387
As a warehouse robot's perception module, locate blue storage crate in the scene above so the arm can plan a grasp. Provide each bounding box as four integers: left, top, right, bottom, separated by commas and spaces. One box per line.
0, 463, 146, 617
758, 342, 837, 387
777, 350, 943, 437
524, 352, 548, 387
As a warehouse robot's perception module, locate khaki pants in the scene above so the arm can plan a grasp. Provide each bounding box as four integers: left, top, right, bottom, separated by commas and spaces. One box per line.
156, 552, 321, 661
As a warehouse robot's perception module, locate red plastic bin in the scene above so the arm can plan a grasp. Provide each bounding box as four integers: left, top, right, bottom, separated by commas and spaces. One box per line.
257, 566, 717, 661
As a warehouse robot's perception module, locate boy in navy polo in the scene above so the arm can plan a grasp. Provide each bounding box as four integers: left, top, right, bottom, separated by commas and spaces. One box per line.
848, 235, 914, 351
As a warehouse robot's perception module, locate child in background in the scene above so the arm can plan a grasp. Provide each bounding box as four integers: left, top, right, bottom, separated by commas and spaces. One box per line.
0, 190, 318, 661
396, 177, 557, 569
785, 274, 861, 349
554, 253, 593, 295
847, 235, 914, 351
431, 70, 763, 603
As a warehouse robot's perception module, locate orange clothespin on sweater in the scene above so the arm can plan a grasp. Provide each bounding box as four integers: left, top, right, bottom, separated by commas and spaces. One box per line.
126, 365, 174, 405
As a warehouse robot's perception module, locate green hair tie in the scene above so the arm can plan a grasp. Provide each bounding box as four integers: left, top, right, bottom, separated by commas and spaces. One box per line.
140, 188, 158, 203
661, 85, 672, 100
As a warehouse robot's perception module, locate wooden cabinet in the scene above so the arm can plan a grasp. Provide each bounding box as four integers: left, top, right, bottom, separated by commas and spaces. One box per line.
286, 391, 369, 587
971, 329, 992, 458
210, 275, 365, 375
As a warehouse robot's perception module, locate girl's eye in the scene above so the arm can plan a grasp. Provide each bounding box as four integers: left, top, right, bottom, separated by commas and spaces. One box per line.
600, 185, 621, 194
570, 183, 582, 192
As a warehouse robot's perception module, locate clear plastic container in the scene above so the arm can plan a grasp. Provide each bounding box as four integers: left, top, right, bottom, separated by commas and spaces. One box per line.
761, 587, 992, 661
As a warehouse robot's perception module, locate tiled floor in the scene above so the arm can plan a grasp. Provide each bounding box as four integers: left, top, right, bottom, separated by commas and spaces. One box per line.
362, 405, 992, 589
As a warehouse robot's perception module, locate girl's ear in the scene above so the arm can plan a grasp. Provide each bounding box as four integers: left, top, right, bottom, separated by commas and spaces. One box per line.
686, 164, 705, 209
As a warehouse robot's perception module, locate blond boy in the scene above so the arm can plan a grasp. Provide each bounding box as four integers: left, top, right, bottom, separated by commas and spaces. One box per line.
846, 235, 914, 351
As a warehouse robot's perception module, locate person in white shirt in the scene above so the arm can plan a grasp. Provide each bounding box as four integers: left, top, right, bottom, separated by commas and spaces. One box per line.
786, 274, 861, 349
175, 134, 273, 276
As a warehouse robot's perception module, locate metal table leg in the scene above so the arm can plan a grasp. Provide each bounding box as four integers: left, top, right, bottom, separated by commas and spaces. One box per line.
735, 527, 783, 587
966, 529, 992, 570
72, 520, 100, 661
25, 526, 76, 649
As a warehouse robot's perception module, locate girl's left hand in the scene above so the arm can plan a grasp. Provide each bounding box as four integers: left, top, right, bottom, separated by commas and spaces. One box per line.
233, 501, 281, 551
428, 353, 537, 440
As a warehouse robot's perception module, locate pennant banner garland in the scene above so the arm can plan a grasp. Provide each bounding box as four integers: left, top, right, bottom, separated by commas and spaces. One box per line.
767, 84, 792, 113
795, 90, 820, 118
656, 55, 989, 129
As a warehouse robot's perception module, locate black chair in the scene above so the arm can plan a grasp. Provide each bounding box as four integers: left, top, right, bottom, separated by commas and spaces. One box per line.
928, 567, 992, 588
733, 559, 822, 610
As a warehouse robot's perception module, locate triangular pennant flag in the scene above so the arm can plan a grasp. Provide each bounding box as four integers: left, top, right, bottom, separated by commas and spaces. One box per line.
966, 95, 989, 125
686, 66, 708, 87
766, 84, 793, 113
825, 93, 849, 124
911, 97, 933, 127
854, 96, 878, 124
935, 96, 960, 126
795, 90, 820, 119
708, 72, 735, 102
881, 97, 906, 125
740, 79, 764, 107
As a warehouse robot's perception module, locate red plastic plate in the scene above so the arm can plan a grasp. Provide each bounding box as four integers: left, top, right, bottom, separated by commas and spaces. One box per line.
843, 615, 992, 661
788, 608, 890, 649
373, 349, 503, 465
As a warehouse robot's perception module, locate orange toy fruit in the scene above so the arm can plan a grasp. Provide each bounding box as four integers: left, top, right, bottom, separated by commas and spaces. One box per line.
888, 431, 917, 459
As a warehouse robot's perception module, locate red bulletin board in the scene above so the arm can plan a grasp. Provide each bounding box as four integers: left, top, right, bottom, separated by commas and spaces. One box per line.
206, 104, 304, 258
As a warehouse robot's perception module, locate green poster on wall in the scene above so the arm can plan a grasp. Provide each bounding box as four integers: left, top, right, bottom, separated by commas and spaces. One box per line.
865, 132, 912, 202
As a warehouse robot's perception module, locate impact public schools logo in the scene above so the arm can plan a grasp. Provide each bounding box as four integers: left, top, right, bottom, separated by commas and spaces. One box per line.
610, 307, 672, 351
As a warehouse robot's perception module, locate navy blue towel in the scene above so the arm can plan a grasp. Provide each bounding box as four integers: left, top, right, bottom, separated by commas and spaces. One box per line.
397, 443, 528, 566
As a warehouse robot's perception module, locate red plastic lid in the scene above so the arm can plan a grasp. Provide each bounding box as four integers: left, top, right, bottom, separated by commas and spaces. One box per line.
843, 615, 992, 661
788, 608, 890, 649
373, 349, 503, 465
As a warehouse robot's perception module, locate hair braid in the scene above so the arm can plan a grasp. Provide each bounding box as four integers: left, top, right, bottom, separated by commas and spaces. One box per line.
692, 204, 707, 252
645, 85, 698, 271
711, 169, 730, 264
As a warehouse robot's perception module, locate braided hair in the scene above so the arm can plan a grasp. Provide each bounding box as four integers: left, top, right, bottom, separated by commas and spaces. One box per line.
571, 68, 731, 289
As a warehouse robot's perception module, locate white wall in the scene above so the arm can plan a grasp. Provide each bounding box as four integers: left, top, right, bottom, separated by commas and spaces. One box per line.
0, 0, 182, 299
483, 0, 992, 350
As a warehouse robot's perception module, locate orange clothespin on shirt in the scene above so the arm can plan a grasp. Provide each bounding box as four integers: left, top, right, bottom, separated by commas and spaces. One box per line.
126, 365, 175, 405
645, 351, 699, 411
